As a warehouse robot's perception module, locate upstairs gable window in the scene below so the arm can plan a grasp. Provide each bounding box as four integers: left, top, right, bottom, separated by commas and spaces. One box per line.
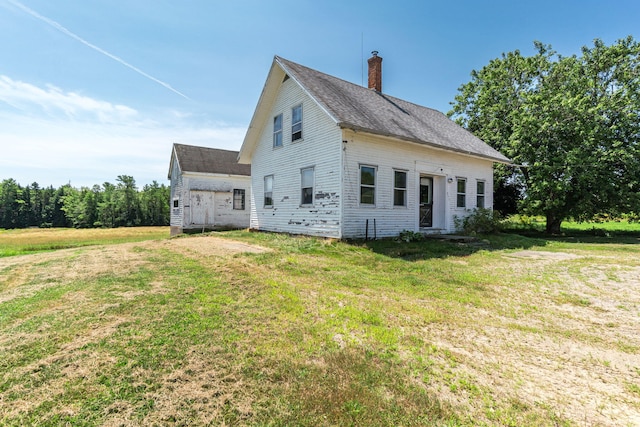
292, 104, 302, 141
273, 114, 283, 148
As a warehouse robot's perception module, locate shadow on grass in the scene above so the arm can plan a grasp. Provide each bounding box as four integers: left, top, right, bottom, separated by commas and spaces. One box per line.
224, 227, 638, 264
356, 233, 548, 262
503, 228, 640, 245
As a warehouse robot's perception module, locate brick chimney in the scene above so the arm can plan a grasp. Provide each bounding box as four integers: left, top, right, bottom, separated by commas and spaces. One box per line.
367, 51, 382, 92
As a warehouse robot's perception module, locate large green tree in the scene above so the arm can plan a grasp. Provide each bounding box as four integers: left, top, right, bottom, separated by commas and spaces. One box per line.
140, 181, 170, 226
450, 37, 640, 233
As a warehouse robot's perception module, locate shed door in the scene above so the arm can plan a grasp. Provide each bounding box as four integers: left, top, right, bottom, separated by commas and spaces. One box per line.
190, 191, 215, 225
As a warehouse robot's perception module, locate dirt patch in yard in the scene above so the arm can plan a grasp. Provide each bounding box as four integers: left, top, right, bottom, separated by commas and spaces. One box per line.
419, 250, 640, 426
504, 249, 581, 260
0, 235, 268, 304
153, 234, 270, 259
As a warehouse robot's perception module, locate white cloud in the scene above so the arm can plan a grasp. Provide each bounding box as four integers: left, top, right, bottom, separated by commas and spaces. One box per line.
0, 75, 138, 123
0, 76, 245, 187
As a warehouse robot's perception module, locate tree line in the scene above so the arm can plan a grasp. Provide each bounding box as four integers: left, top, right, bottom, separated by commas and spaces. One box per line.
0, 175, 169, 229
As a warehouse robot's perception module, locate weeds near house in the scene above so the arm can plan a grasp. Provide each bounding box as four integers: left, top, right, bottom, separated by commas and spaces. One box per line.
454, 208, 503, 235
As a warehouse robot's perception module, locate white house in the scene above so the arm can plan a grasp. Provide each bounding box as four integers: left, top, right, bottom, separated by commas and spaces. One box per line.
238, 53, 510, 239
168, 143, 251, 236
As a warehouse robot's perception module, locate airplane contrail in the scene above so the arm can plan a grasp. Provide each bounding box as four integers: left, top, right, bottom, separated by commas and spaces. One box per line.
7, 0, 191, 100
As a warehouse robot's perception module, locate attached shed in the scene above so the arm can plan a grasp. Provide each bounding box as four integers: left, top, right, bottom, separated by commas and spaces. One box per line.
168, 143, 251, 236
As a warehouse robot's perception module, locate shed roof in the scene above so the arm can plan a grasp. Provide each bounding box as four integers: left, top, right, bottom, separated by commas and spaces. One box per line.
170, 144, 250, 178
239, 56, 509, 164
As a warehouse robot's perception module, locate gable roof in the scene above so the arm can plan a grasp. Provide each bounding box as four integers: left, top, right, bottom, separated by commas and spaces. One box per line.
169, 143, 250, 178
239, 56, 510, 164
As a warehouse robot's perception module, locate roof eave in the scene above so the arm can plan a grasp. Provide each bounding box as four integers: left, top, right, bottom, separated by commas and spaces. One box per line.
182, 171, 251, 179
239, 56, 342, 164
339, 123, 512, 164
275, 57, 340, 125
168, 144, 182, 179
238, 58, 285, 164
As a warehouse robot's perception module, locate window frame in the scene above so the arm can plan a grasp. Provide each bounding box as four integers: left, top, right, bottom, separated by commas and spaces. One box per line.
393, 169, 407, 207
172, 197, 179, 208
233, 189, 245, 210
476, 180, 485, 209
273, 113, 283, 148
359, 165, 377, 206
264, 175, 274, 208
456, 178, 467, 208
300, 166, 314, 206
291, 104, 302, 142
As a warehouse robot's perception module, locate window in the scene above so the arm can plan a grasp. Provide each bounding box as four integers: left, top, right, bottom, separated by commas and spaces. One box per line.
292, 104, 302, 141
273, 114, 283, 147
264, 175, 273, 207
233, 189, 245, 210
476, 180, 485, 208
360, 165, 376, 205
301, 167, 314, 205
456, 178, 466, 208
393, 170, 407, 206
173, 198, 179, 208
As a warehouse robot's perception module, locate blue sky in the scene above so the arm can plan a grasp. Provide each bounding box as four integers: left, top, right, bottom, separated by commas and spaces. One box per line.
1, 0, 638, 188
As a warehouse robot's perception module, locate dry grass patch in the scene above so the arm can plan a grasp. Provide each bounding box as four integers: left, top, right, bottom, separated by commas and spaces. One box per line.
0, 226, 168, 257
1, 230, 639, 426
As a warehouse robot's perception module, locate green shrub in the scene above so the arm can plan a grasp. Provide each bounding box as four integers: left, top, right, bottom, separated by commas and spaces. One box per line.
397, 229, 425, 242
454, 208, 502, 235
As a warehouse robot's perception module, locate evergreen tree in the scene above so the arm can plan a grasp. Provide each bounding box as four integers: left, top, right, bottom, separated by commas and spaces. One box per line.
0, 176, 170, 229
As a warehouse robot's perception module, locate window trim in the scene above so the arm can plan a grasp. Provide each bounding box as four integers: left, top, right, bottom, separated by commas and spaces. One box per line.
300, 166, 314, 206
264, 175, 274, 208
359, 164, 377, 206
456, 177, 467, 208
393, 169, 408, 207
291, 104, 302, 142
172, 197, 179, 208
233, 189, 245, 210
273, 113, 283, 148
476, 180, 485, 209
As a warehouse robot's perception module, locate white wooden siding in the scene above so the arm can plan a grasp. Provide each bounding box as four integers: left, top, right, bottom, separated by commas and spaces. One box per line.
171, 170, 251, 231
341, 130, 494, 238
250, 77, 343, 237
169, 158, 184, 230
245, 76, 496, 240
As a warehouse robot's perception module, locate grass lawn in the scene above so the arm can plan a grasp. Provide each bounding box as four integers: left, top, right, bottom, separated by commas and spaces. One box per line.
0, 227, 639, 425
503, 215, 640, 238
0, 226, 169, 257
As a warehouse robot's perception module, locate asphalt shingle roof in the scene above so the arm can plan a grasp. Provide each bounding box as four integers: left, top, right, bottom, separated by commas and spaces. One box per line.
276, 56, 510, 163
172, 144, 250, 176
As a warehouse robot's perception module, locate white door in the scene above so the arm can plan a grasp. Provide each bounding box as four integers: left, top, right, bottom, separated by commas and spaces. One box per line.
190, 191, 215, 225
